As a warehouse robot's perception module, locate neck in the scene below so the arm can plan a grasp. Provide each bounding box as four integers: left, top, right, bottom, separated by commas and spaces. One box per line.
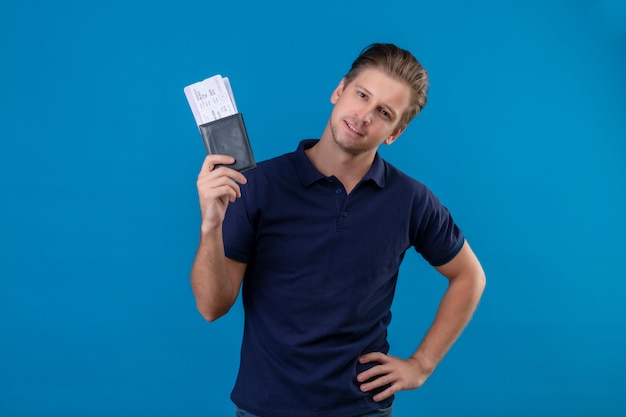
305, 123, 376, 194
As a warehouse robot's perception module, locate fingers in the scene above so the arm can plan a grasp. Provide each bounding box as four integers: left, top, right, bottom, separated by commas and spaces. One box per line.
198, 155, 248, 202
357, 353, 394, 400
200, 154, 233, 172
359, 352, 389, 365
357, 353, 389, 384
358, 364, 398, 402
199, 155, 248, 184
371, 385, 397, 402
200, 180, 240, 204
196, 155, 249, 230
357, 363, 393, 391
357, 353, 423, 402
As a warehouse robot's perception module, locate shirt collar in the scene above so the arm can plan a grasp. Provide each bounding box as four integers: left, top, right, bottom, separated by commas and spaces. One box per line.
293, 139, 386, 189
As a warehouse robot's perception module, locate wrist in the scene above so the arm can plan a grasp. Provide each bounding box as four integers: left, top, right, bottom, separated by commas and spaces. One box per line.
200, 221, 222, 240
410, 350, 437, 376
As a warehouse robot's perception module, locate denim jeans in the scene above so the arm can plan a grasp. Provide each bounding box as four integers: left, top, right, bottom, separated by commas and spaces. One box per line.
235, 405, 392, 417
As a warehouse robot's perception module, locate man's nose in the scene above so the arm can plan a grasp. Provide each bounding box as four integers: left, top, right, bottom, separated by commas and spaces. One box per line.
356, 106, 374, 125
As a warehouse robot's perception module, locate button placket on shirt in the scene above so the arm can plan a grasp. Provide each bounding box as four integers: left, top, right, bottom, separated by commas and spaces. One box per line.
329, 178, 350, 228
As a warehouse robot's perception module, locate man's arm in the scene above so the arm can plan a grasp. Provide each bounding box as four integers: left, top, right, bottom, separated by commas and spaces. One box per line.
190, 155, 248, 322
358, 240, 486, 402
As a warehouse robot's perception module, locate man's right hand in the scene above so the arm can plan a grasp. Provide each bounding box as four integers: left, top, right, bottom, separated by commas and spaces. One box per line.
196, 154, 248, 233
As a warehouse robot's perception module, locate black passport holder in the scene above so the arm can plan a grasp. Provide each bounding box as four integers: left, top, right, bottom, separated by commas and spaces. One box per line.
198, 113, 256, 172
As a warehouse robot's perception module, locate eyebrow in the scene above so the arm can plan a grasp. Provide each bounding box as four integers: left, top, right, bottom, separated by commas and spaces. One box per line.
354, 83, 397, 120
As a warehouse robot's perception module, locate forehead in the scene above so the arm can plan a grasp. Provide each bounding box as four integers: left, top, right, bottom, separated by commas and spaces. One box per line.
347, 68, 411, 114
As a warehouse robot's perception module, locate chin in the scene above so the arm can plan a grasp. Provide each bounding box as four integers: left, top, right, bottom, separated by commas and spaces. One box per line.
330, 122, 372, 155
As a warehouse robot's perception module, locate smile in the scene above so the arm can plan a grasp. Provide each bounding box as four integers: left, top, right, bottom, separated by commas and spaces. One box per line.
345, 120, 364, 136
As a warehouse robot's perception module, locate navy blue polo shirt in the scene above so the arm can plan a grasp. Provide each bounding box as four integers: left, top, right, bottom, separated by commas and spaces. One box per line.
223, 139, 464, 417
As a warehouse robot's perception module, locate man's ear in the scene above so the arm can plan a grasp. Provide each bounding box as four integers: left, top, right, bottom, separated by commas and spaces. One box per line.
330, 78, 346, 104
384, 124, 407, 145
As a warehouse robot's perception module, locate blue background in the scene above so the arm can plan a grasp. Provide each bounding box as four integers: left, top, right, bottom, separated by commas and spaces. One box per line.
2, 0, 625, 416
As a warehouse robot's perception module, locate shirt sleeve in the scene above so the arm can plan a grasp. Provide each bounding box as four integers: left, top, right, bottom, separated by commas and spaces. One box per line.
413, 190, 465, 267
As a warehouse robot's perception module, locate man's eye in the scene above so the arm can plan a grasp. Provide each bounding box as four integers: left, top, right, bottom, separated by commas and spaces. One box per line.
357, 91, 367, 98
379, 109, 390, 119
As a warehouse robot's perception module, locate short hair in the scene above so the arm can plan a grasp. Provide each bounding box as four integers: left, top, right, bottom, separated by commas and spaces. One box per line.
343, 43, 429, 127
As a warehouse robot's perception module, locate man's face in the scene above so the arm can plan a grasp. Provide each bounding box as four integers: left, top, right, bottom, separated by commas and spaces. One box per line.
328, 68, 411, 157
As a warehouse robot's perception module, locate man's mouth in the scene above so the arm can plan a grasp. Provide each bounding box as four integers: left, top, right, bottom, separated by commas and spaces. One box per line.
345, 120, 364, 137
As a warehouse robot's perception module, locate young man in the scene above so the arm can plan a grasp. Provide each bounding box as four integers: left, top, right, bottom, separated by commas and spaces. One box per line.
191, 43, 486, 417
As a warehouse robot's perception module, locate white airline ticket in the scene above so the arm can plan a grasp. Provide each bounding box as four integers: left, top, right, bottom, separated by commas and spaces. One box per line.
184, 74, 238, 126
